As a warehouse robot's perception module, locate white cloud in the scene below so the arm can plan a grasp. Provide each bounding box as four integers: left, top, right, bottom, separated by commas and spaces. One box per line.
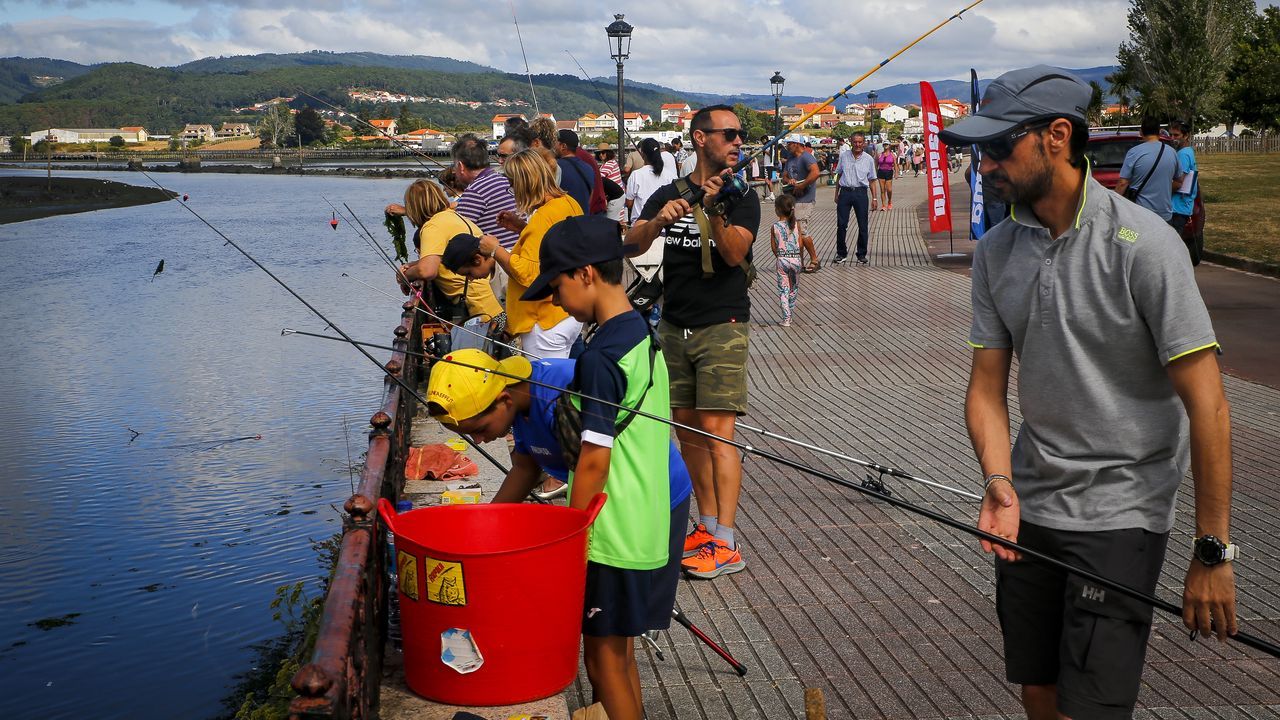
1, 0, 1134, 93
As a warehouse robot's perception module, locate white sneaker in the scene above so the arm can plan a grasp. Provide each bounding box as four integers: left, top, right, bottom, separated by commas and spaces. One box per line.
764, 193, 776, 201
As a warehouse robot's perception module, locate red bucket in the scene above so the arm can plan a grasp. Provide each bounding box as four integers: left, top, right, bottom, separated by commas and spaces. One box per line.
378, 494, 606, 705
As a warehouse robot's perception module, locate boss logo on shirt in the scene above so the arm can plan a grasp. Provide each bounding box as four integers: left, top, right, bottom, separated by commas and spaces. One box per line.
1117, 227, 1139, 243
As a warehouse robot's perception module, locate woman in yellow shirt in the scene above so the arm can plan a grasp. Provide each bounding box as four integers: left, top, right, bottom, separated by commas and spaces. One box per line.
477, 149, 583, 358
393, 179, 501, 322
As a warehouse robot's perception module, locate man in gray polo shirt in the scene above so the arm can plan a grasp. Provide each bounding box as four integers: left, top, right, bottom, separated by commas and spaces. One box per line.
941, 66, 1237, 720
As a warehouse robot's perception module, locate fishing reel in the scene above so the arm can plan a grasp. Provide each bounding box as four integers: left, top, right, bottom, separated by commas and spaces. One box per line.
680, 172, 752, 217
705, 173, 752, 216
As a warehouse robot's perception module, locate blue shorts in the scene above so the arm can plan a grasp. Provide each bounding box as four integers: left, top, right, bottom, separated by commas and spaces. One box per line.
582, 497, 689, 637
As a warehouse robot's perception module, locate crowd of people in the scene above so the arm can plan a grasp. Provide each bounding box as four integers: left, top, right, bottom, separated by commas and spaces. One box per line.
385, 71, 1229, 720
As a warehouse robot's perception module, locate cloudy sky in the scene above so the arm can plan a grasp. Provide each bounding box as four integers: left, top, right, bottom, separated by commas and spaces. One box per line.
0, 0, 1136, 94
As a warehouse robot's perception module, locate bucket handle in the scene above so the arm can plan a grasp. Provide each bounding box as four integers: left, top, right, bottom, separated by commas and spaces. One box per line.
377, 497, 398, 535
584, 493, 607, 525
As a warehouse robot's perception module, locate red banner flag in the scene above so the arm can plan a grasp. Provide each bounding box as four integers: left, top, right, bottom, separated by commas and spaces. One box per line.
920, 81, 952, 233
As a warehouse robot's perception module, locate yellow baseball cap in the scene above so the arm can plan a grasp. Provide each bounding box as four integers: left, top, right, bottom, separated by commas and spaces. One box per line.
426, 349, 533, 425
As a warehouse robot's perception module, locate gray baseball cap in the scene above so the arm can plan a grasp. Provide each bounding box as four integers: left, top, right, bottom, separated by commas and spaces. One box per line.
939, 65, 1091, 145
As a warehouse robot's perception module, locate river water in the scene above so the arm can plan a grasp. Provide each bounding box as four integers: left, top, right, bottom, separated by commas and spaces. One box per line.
0, 169, 421, 718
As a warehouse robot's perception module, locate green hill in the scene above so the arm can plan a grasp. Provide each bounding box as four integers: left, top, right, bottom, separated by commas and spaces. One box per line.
173, 50, 500, 75
0, 60, 694, 136
0, 57, 96, 103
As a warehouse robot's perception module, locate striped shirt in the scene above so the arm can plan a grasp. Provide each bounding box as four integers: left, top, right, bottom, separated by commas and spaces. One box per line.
455, 167, 520, 249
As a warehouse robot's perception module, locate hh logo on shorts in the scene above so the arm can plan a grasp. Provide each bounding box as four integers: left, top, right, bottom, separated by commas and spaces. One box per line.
1080, 585, 1106, 603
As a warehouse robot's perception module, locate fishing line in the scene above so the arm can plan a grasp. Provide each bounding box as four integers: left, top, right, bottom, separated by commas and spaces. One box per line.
338, 272, 539, 362
727, 0, 986, 182
295, 90, 451, 170
510, 1, 541, 115
321, 195, 401, 270
282, 328, 1280, 661
133, 167, 510, 477
735, 421, 980, 500
564, 50, 622, 127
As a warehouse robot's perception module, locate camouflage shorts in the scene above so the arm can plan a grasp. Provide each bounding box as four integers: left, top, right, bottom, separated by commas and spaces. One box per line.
657, 319, 750, 414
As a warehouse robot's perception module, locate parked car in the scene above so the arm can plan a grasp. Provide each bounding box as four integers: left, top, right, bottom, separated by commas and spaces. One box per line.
1086, 130, 1205, 263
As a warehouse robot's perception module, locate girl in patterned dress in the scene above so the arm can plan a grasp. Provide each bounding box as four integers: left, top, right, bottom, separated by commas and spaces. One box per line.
770, 194, 805, 327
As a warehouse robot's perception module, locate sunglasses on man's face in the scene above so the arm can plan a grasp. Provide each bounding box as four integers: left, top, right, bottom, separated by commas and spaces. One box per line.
979, 122, 1052, 162
701, 128, 748, 142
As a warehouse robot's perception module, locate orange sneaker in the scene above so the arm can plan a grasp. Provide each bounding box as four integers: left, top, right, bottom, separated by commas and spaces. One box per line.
681, 539, 746, 579
682, 523, 714, 558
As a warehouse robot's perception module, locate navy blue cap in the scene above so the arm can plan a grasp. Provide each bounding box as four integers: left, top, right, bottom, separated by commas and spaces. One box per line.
520, 215, 624, 301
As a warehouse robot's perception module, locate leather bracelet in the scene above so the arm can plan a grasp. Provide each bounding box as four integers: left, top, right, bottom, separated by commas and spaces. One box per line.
984, 473, 1012, 491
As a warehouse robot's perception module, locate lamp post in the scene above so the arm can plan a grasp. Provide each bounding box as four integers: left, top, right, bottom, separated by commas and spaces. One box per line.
606, 14, 633, 151
770, 70, 785, 164
867, 89, 878, 146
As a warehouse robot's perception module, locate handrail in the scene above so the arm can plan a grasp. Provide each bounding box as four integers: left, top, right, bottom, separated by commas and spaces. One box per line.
288, 297, 424, 720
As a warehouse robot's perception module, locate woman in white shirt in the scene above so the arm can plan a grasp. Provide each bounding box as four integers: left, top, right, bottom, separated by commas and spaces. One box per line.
624, 138, 677, 224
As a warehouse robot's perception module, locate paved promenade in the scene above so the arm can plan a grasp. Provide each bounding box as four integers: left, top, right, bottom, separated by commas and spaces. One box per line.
555, 174, 1280, 718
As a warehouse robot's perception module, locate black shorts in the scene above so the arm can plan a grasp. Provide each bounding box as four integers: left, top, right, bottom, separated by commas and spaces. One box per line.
876, 169, 894, 181
996, 521, 1169, 720
582, 497, 689, 637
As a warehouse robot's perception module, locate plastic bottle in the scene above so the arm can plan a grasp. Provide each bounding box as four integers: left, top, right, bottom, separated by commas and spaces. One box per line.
387, 499, 413, 650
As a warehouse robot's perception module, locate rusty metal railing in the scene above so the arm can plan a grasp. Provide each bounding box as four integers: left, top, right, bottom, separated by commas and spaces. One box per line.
288, 298, 423, 720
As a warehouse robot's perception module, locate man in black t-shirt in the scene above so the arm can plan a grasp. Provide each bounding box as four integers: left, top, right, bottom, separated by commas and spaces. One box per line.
626, 104, 761, 579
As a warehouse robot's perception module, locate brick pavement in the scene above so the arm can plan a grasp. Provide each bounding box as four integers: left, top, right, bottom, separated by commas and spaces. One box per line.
560, 173, 1280, 719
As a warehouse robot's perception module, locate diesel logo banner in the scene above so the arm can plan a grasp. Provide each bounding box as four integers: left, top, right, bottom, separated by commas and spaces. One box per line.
920, 80, 953, 234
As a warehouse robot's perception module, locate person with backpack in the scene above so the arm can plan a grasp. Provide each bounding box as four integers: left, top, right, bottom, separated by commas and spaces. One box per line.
1115, 116, 1183, 223
625, 105, 761, 580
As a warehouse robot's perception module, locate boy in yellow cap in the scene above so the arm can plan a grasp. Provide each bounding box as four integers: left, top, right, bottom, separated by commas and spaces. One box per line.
428, 215, 678, 720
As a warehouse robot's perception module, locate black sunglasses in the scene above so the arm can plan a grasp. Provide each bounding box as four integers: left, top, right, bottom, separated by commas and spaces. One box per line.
979, 121, 1053, 162
700, 128, 748, 142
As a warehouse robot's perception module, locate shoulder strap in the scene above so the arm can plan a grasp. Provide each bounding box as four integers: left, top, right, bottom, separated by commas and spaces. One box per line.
613, 325, 660, 435
1132, 142, 1166, 195
674, 178, 756, 285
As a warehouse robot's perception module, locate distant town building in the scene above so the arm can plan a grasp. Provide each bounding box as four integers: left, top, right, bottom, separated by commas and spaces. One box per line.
217, 122, 253, 137
903, 116, 924, 138
622, 112, 651, 132
178, 124, 216, 141
577, 113, 615, 136
369, 118, 398, 136
0, 136, 10, 153
556, 119, 579, 133
937, 99, 968, 119
26, 127, 149, 144
491, 113, 526, 138
536, 112, 557, 124
867, 103, 909, 123
659, 103, 691, 124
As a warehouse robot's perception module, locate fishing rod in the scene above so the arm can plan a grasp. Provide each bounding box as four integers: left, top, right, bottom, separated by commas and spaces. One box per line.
287, 326, 962, 500
133, 168, 510, 480
339, 272, 538, 362
295, 89, 451, 170
510, 1, 541, 115
282, 328, 1280, 660
735, 421, 981, 501
683, 0, 986, 210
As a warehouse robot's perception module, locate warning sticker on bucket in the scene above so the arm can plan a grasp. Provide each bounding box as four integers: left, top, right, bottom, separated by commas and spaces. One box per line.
397, 550, 419, 602
424, 556, 467, 606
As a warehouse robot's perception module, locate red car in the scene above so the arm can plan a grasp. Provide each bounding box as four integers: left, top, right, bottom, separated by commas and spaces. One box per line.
1086, 131, 1206, 264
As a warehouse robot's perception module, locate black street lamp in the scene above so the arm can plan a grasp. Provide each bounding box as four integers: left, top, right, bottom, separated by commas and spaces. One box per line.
867, 89, 878, 146
606, 14, 633, 150
770, 70, 785, 162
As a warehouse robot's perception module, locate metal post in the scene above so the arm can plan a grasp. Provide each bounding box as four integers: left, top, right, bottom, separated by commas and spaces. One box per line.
617, 60, 626, 151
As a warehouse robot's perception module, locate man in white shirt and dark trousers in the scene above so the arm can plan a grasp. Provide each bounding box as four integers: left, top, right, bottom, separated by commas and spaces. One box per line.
834, 133, 878, 265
